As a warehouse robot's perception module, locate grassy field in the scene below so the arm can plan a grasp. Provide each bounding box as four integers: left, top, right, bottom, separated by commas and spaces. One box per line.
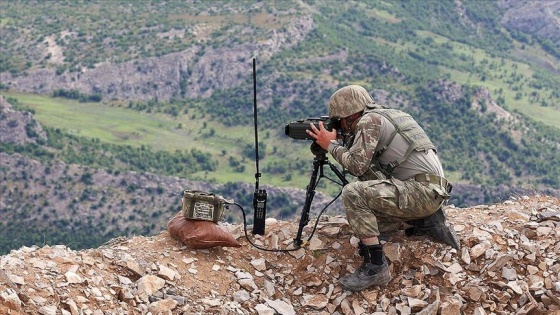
1, 91, 334, 193
435, 41, 560, 129
370, 30, 560, 130
2, 91, 254, 152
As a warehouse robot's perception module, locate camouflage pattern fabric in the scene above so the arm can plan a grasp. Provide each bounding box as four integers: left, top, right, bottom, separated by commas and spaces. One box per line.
327, 85, 448, 239
328, 85, 373, 118
329, 113, 382, 179
366, 107, 436, 159
341, 178, 444, 238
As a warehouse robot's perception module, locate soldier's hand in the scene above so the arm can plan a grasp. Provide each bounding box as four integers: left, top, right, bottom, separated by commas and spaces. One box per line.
306, 121, 337, 150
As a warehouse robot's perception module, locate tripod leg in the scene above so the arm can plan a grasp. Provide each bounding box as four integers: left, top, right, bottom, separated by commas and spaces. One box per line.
294, 159, 323, 247
328, 161, 349, 186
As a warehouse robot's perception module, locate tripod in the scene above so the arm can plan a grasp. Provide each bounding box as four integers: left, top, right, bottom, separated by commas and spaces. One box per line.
293, 142, 349, 248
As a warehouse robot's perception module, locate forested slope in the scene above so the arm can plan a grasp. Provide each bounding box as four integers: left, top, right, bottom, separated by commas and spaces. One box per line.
1, 0, 560, 253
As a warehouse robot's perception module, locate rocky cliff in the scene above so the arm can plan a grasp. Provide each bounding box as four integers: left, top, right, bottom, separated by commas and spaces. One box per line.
0, 14, 314, 103
499, 0, 560, 44
1, 195, 559, 315
0, 95, 46, 145
2, 1, 560, 104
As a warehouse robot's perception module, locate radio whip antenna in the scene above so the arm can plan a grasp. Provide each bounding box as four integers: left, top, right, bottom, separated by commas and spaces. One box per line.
252, 58, 267, 235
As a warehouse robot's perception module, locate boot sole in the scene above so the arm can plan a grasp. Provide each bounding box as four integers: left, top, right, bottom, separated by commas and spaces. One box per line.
340, 271, 392, 292
405, 209, 461, 250
433, 209, 461, 250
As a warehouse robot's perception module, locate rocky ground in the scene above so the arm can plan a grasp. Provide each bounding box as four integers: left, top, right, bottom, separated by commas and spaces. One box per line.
1, 195, 559, 315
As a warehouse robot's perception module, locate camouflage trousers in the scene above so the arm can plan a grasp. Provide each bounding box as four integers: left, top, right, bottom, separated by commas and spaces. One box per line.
341, 177, 445, 239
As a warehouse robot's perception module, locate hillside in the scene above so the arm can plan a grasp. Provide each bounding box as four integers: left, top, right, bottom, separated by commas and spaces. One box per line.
1, 0, 559, 190
1, 195, 559, 314
3, 96, 559, 255
1, 0, 560, 255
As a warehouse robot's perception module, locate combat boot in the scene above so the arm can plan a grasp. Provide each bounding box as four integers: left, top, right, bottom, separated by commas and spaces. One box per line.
339, 242, 391, 292
405, 207, 461, 250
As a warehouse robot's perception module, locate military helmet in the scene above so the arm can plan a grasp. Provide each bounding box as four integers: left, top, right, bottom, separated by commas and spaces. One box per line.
328, 85, 373, 118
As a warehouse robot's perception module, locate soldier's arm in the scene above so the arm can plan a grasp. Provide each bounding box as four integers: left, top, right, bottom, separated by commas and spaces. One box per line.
328, 115, 381, 176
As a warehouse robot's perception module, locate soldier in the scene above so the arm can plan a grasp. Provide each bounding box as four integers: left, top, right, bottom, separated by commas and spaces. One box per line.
306, 85, 460, 292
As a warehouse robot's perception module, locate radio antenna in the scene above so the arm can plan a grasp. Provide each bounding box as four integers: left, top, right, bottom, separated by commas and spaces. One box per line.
252, 58, 267, 235
253, 58, 261, 189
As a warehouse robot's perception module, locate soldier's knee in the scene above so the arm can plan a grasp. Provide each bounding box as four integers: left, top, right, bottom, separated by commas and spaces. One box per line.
342, 182, 363, 203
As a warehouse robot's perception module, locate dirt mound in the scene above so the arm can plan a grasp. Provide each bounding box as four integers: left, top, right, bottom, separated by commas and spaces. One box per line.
1, 195, 559, 314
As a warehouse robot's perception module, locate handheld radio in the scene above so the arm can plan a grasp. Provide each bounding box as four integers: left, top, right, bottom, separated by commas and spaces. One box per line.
252, 58, 267, 235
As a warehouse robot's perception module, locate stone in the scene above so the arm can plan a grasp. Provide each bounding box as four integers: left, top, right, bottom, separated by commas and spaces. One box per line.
255, 303, 275, 315
38, 305, 57, 315
487, 254, 513, 271
401, 285, 422, 298
502, 267, 517, 281
264, 298, 296, 315
9, 274, 25, 286
157, 264, 176, 280
251, 258, 267, 271
137, 275, 166, 296
470, 241, 491, 259
123, 260, 145, 276
64, 271, 83, 284
407, 297, 428, 311
0, 288, 21, 311
302, 294, 329, 310
149, 298, 178, 313
308, 237, 325, 250
383, 242, 402, 262
233, 290, 250, 303
440, 298, 462, 315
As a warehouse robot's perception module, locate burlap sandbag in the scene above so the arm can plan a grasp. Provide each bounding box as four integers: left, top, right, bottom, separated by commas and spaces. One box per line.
167, 212, 241, 249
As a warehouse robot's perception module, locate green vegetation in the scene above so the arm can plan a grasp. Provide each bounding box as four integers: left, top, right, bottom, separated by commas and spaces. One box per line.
1, 0, 560, 253
1, 0, 558, 191
4, 91, 210, 152
0, 0, 299, 73
2, 90, 337, 196
53, 88, 102, 103
2, 0, 560, 190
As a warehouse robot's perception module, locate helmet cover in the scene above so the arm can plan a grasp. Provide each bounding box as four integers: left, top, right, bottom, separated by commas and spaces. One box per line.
328, 85, 373, 118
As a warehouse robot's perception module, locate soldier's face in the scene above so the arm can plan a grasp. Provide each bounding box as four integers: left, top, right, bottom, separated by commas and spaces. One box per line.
341, 117, 350, 131
341, 113, 359, 133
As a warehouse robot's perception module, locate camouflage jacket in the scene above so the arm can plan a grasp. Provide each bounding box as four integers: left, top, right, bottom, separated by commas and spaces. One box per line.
327, 107, 443, 181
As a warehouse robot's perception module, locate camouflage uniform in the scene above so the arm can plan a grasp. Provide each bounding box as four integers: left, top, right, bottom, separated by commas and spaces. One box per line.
325, 85, 456, 291
327, 89, 448, 240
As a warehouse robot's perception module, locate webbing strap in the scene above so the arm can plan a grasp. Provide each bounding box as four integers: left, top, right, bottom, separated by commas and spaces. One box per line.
414, 173, 452, 199
367, 108, 436, 175
414, 173, 448, 188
